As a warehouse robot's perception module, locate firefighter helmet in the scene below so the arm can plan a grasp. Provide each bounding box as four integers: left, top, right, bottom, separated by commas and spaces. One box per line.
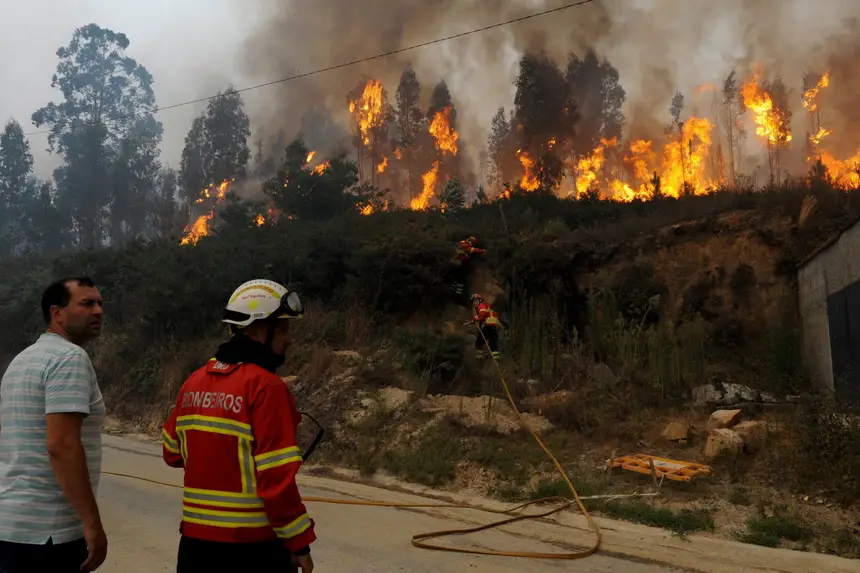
223, 279, 303, 328
470, 293, 484, 305
466, 236, 477, 245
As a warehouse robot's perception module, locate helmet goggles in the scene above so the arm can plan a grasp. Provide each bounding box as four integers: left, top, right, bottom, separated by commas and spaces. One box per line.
223, 289, 304, 325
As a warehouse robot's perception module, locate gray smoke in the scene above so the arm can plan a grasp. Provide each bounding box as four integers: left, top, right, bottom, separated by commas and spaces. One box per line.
238, 0, 860, 181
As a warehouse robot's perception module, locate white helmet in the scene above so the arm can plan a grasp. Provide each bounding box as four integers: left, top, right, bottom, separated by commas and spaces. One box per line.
222, 279, 303, 328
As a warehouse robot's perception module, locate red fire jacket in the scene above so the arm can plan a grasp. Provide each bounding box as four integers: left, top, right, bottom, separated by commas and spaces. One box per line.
472, 301, 501, 328
453, 240, 485, 265
161, 359, 316, 552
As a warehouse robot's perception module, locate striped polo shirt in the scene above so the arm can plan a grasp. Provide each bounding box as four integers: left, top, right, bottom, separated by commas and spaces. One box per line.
0, 333, 105, 544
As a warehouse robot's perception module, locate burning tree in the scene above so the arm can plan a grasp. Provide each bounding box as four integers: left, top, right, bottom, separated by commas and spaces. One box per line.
348, 79, 394, 187
513, 52, 577, 192
803, 71, 830, 161
262, 135, 373, 221
741, 74, 793, 184
565, 49, 627, 160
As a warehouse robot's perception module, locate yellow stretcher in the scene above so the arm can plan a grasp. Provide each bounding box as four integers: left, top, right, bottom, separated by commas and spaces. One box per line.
606, 453, 713, 484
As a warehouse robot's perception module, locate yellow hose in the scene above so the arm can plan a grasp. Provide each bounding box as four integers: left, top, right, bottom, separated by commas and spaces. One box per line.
103, 324, 601, 560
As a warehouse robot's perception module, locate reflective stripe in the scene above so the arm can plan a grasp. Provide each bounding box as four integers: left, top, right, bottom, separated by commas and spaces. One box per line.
176, 428, 189, 462
182, 506, 269, 528
176, 414, 254, 439
238, 438, 257, 494
183, 489, 264, 509
274, 513, 312, 539
162, 429, 180, 453
254, 446, 302, 471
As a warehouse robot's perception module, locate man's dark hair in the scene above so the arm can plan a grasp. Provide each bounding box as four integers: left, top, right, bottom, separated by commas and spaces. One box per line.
41, 276, 96, 324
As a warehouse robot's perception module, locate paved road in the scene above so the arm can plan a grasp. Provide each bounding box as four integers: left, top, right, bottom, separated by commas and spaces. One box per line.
97, 434, 857, 573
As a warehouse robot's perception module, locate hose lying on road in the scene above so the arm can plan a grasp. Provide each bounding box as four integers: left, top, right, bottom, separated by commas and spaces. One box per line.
104, 324, 603, 560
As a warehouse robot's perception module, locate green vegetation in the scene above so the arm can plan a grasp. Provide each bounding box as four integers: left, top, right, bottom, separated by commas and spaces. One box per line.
735, 507, 810, 548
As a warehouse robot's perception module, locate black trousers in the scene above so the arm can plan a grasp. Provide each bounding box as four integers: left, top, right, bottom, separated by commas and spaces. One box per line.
475, 325, 500, 360
0, 537, 88, 573
177, 536, 295, 573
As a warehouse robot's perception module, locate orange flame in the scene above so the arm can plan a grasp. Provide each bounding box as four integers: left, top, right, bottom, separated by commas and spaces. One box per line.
306, 151, 316, 164
254, 213, 265, 227
349, 80, 385, 147
429, 107, 459, 156
516, 150, 540, 191
660, 117, 715, 197
377, 155, 389, 174
819, 152, 860, 189
575, 137, 616, 197
181, 180, 232, 245
810, 127, 831, 147
358, 202, 374, 215
410, 161, 440, 210
312, 161, 330, 175
741, 76, 792, 145
803, 72, 830, 112
180, 213, 214, 246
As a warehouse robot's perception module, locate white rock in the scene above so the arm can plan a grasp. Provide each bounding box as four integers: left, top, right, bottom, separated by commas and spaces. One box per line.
692, 383, 779, 406
707, 409, 743, 431
703, 428, 743, 459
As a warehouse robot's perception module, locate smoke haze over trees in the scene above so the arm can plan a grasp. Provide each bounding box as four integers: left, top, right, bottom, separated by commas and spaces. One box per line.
4, 2, 860, 256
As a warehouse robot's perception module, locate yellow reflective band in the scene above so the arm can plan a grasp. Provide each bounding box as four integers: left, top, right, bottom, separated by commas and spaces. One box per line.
182, 505, 269, 528
183, 489, 264, 509
176, 428, 189, 462
238, 437, 257, 494
254, 446, 302, 471
176, 414, 254, 440
274, 513, 312, 539
162, 429, 180, 453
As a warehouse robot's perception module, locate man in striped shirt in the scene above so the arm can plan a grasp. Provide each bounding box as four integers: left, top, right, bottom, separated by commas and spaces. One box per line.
0, 276, 107, 573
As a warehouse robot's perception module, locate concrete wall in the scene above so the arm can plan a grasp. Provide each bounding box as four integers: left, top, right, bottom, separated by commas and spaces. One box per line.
798, 218, 860, 391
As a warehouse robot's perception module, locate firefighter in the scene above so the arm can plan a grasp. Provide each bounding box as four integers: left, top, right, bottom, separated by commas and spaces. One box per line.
465, 293, 506, 362
449, 236, 486, 298
161, 279, 315, 573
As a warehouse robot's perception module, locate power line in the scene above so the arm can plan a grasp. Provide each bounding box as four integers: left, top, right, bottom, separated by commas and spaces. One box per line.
22, 0, 597, 138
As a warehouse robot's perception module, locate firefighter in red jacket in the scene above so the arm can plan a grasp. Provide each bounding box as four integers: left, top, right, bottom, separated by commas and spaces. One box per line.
466, 293, 507, 362
449, 236, 485, 298
162, 279, 315, 573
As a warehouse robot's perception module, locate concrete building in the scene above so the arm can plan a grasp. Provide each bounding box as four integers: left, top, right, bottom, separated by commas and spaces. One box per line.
797, 216, 860, 401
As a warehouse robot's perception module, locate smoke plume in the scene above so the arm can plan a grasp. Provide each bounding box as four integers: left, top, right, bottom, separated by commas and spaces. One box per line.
239, 0, 860, 181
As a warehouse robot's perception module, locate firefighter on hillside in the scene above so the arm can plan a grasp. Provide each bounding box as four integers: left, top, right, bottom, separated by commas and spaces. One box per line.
162, 279, 316, 573
449, 236, 486, 299
466, 293, 507, 362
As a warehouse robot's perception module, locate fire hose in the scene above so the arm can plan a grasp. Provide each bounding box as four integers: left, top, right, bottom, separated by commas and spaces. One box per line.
103, 323, 602, 561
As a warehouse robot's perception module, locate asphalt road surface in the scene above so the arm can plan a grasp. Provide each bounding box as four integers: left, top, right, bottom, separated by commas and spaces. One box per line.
96, 434, 857, 573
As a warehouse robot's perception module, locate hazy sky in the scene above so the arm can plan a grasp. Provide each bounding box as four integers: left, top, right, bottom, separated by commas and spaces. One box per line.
3, 0, 859, 184
0, 0, 265, 179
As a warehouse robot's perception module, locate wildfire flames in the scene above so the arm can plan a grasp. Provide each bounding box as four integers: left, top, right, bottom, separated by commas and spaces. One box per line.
517, 150, 540, 192
429, 107, 459, 156
181, 180, 231, 245
349, 80, 385, 147
411, 161, 440, 211
741, 75, 792, 146
182, 65, 860, 242
803, 72, 830, 112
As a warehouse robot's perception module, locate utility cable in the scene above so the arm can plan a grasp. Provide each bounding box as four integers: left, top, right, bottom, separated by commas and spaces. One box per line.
22, 0, 597, 138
